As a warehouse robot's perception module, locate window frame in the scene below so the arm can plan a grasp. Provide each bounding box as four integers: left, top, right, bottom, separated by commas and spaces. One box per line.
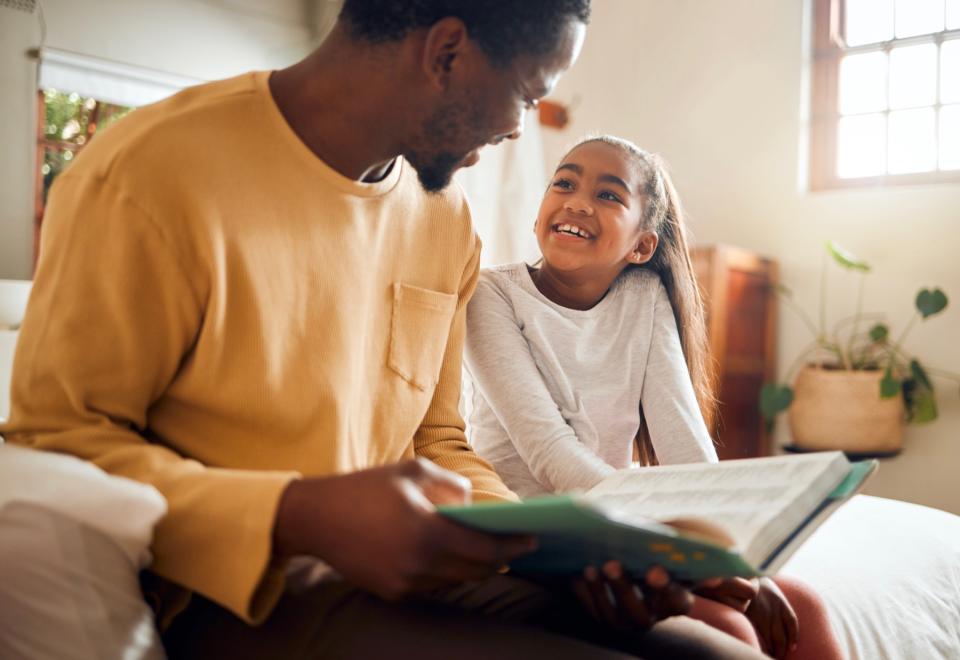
810, 0, 960, 190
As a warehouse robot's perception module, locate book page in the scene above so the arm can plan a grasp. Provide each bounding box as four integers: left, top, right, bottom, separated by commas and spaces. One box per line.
581, 453, 850, 565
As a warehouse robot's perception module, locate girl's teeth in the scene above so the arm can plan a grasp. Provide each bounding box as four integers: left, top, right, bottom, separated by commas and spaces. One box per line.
555, 223, 589, 238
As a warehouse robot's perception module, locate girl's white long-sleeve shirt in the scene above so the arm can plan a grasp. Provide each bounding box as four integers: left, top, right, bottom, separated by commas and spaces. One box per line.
464, 263, 717, 498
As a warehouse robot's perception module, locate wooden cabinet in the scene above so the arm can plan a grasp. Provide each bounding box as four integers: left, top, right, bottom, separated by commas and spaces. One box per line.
692, 245, 778, 460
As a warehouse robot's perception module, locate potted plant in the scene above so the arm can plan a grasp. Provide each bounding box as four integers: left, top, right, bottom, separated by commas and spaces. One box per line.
759, 241, 958, 455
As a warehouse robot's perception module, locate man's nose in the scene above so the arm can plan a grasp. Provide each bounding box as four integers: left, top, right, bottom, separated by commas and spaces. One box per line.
496, 125, 522, 143
505, 109, 528, 142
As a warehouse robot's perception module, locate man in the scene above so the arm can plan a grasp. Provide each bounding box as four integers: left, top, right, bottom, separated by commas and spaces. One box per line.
2, 1, 761, 657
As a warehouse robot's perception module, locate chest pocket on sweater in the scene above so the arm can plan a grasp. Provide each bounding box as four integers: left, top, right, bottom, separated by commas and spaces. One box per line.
388, 283, 457, 391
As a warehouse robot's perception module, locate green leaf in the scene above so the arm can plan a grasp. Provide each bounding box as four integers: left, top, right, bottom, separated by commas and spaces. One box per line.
909, 359, 933, 390
904, 363, 938, 424
826, 241, 870, 271
915, 288, 948, 319
773, 283, 793, 297
880, 368, 901, 398
868, 323, 889, 342
901, 377, 916, 418
911, 388, 938, 423
759, 383, 793, 419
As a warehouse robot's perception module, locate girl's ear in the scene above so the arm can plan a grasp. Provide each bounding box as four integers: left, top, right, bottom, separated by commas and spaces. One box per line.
630, 231, 659, 264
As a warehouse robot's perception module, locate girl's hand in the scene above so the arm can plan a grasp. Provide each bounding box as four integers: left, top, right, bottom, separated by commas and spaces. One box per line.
572, 562, 693, 631
745, 577, 799, 659
692, 576, 758, 612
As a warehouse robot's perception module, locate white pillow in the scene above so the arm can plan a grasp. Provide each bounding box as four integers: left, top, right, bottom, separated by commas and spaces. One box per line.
0, 444, 166, 566
0, 444, 169, 660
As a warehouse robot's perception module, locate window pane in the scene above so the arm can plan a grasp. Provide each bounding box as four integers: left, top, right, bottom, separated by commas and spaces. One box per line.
895, 0, 945, 38
948, 0, 960, 29
39, 90, 133, 206
839, 51, 888, 114
846, 0, 894, 46
940, 105, 960, 169
942, 40, 960, 104
889, 44, 938, 109
838, 114, 887, 177
888, 108, 936, 173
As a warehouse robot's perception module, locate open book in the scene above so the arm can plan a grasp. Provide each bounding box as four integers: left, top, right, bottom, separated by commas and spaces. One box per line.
440, 452, 876, 582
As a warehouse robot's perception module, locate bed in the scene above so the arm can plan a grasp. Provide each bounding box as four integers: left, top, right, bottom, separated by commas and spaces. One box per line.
1, 448, 957, 659
780, 494, 960, 659
3, 340, 959, 658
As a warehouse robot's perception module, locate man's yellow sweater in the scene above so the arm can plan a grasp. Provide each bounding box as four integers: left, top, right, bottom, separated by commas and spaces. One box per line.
0, 72, 515, 624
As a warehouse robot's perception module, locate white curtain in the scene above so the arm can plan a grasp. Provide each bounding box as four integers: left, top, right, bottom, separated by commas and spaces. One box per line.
38, 48, 201, 108
455, 114, 547, 268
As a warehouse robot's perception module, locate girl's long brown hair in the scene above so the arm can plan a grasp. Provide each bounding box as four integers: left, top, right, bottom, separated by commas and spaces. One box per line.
564, 136, 717, 465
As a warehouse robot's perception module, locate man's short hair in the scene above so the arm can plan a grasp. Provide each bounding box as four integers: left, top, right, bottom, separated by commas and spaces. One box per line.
339, 0, 591, 67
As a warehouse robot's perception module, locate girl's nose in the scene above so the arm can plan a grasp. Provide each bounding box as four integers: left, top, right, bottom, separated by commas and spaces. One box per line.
563, 197, 594, 215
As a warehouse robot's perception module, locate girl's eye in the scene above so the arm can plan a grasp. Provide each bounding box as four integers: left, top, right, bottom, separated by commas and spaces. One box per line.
598, 190, 623, 204
552, 178, 574, 190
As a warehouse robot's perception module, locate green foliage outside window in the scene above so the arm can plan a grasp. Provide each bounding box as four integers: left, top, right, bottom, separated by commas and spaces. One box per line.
40, 88, 132, 203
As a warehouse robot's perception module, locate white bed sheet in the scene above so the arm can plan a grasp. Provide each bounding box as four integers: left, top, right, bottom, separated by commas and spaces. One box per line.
781, 495, 960, 660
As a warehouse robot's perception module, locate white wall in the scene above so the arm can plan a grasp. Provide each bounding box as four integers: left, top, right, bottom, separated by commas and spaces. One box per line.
543, 0, 960, 513
0, 0, 315, 279
0, 6, 42, 279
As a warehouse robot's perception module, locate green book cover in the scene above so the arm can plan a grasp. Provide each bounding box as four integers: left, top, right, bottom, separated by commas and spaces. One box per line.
439, 495, 758, 582
439, 460, 875, 583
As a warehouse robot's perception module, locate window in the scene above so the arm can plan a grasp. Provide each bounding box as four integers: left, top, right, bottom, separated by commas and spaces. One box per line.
31, 48, 199, 267
36, 89, 132, 223
810, 0, 960, 189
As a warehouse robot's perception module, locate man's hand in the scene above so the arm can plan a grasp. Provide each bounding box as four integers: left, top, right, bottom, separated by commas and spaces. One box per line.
272, 459, 536, 601
571, 561, 694, 631
692, 576, 759, 613
744, 577, 799, 659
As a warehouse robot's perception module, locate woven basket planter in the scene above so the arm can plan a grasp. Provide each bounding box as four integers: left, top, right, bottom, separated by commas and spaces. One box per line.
788, 366, 905, 454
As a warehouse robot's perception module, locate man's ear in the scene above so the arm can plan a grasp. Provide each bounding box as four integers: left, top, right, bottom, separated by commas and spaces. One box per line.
629, 231, 659, 264
421, 17, 469, 90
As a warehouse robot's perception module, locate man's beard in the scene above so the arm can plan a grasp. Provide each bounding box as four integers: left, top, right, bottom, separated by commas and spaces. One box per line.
406, 95, 483, 193
407, 150, 464, 193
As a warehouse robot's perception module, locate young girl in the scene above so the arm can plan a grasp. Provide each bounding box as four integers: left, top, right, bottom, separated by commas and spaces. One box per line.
464, 135, 844, 660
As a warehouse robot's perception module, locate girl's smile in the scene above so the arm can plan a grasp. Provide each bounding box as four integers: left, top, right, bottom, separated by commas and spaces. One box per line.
550, 221, 594, 240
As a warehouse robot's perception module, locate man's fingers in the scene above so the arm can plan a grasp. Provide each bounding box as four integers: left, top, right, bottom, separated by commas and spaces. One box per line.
653, 583, 693, 619
644, 566, 693, 619
403, 459, 472, 506
603, 561, 654, 628
645, 565, 669, 588
585, 566, 620, 627
572, 578, 601, 622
